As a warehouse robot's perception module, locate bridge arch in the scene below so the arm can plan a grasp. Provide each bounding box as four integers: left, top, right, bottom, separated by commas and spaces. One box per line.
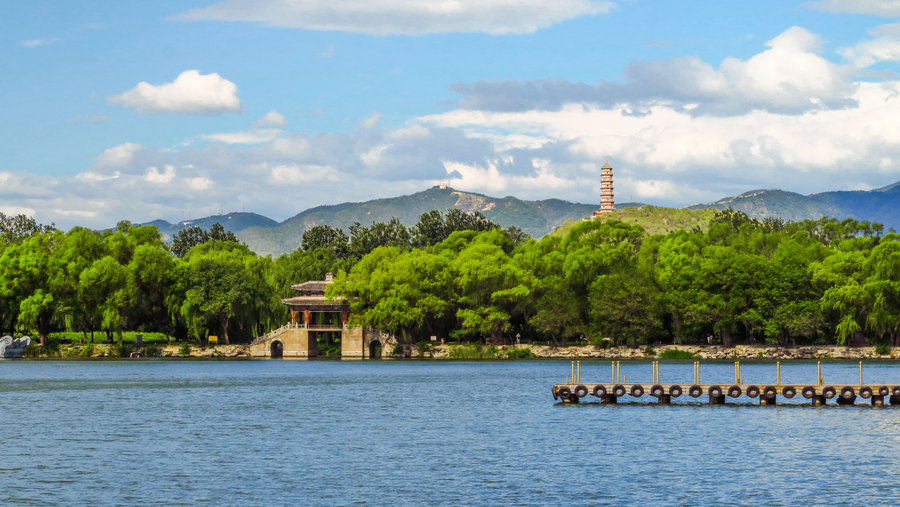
270, 340, 284, 358
368, 340, 383, 359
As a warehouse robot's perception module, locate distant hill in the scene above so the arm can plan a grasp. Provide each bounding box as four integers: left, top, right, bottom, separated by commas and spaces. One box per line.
238, 186, 611, 255
143, 212, 278, 241
688, 181, 900, 231
552, 206, 717, 238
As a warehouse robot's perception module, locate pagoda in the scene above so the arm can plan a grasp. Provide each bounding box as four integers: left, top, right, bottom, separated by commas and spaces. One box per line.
591, 160, 614, 217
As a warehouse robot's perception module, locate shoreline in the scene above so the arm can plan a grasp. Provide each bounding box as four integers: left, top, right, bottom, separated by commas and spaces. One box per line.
12, 342, 897, 360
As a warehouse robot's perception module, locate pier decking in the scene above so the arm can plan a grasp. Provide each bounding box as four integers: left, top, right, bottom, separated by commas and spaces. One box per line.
552, 361, 900, 406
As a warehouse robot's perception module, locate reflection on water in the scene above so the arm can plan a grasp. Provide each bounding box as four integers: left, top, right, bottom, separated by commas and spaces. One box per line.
1, 360, 899, 505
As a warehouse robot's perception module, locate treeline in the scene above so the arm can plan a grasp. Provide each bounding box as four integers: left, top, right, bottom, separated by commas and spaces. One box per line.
0, 210, 516, 345
330, 210, 900, 348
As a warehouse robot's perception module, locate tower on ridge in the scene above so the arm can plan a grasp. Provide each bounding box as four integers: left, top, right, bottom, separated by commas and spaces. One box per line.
592, 160, 614, 217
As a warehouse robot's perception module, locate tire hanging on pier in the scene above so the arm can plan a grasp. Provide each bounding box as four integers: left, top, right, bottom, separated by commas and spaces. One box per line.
782, 386, 796, 399
763, 386, 777, 398
708, 385, 723, 398
630, 385, 645, 397
822, 386, 837, 399
557, 387, 572, 399
650, 384, 665, 397
746, 385, 760, 398
840, 386, 855, 400
613, 384, 626, 397
575, 385, 589, 398
893, 386, 900, 397
878, 386, 890, 397
728, 385, 742, 398
669, 385, 683, 397
859, 386, 873, 399
689, 385, 703, 398
592, 384, 607, 397
801, 386, 816, 399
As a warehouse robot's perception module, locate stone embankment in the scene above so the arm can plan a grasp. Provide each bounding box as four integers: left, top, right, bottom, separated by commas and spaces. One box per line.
423, 344, 898, 360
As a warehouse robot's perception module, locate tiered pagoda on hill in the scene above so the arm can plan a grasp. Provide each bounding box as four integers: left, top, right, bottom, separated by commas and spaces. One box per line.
591, 160, 614, 217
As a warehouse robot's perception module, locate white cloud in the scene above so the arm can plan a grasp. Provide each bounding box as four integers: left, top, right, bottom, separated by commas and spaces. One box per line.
360, 112, 382, 129
202, 128, 284, 144
453, 26, 856, 116
144, 165, 176, 184
18, 38, 60, 48
839, 22, 900, 67
0, 205, 37, 216
108, 70, 242, 115
809, 0, 900, 16
76, 170, 121, 182
254, 109, 287, 127
174, 0, 615, 35
187, 177, 213, 191
267, 164, 340, 185
93, 142, 143, 168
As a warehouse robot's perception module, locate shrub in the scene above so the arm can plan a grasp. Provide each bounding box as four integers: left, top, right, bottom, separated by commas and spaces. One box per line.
23, 342, 41, 358
142, 344, 162, 357
79, 343, 95, 358
875, 343, 891, 356
61, 346, 80, 358
644, 346, 656, 356
448, 344, 501, 359
591, 337, 614, 349
505, 347, 535, 359
111, 341, 131, 358
179, 343, 192, 357
658, 349, 696, 360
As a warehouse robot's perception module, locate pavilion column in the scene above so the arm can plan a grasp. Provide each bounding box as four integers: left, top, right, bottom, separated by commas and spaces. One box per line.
304, 309, 310, 328
342, 309, 349, 325
291, 310, 296, 326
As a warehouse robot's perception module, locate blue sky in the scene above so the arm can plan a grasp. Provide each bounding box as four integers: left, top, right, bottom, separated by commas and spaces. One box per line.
3, 0, 900, 228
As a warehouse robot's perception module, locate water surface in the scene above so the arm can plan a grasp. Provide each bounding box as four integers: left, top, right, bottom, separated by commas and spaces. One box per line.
2, 360, 899, 505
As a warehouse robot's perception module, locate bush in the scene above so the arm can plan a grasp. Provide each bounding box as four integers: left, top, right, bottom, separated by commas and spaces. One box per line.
111, 341, 131, 358
142, 344, 162, 357
79, 343, 95, 358
61, 346, 80, 358
644, 346, 656, 356
875, 343, 891, 355
591, 337, 614, 349
505, 347, 535, 359
658, 349, 696, 360
23, 342, 41, 358
448, 344, 501, 359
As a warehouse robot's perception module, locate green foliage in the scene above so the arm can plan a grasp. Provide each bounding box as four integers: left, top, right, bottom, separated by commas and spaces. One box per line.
447, 344, 501, 359
141, 344, 162, 357
505, 347, 535, 359
179, 342, 192, 357
658, 349, 696, 359
110, 341, 131, 358
875, 343, 891, 355
644, 346, 656, 356
170, 223, 241, 258
79, 343, 95, 357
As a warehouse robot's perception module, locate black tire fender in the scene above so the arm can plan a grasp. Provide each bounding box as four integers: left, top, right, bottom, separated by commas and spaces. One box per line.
746, 385, 760, 398
801, 386, 816, 399
574, 385, 589, 398
859, 386, 873, 399
727, 385, 742, 398
613, 384, 626, 397
782, 386, 796, 399
630, 384, 645, 397
669, 385, 683, 397
840, 386, 855, 400
650, 384, 664, 397
822, 386, 837, 399
893, 386, 900, 397
592, 384, 607, 397
557, 387, 572, 399
878, 386, 890, 397
708, 385, 722, 397
763, 386, 777, 398
689, 384, 703, 398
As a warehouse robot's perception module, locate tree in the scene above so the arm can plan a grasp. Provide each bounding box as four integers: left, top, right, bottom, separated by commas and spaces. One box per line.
301, 225, 349, 258
170, 223, 240, 258
0, 212, 55, 246
348, 218, 410, 258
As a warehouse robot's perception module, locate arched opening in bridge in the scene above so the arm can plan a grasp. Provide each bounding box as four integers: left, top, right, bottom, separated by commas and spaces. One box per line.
368, 340, 382, 359
270, 340, 283, 358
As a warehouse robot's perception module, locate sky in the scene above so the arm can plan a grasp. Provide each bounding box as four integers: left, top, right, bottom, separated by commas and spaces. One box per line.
3, 0, 900, 229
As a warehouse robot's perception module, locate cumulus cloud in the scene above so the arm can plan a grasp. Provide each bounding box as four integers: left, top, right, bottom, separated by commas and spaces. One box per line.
93, 142, 143, 168
809, 0, 900, 16
839, 22, 900, 67
254, 109, 286, 127
360, 112, 382, 129
454, 26, 856, 116
108, 70, 242, 115
144, 165, 176, 184
174, 0, 615, 35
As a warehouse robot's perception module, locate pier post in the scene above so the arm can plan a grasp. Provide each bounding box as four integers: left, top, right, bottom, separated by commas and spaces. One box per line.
812, 395, 827, 406
708, 394, 725, 404
872, 395, 885, 406
657, 394, 671, 404
601, 394, 618, 404
890, 395, 900, 405
836, 395, 856, 405
760, 394, 777, 405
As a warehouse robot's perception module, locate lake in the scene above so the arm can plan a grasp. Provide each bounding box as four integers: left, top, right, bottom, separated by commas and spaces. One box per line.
2, 359, 899, 505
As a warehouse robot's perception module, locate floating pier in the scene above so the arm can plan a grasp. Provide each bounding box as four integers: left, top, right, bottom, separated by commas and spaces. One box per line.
552, 360, 900, 406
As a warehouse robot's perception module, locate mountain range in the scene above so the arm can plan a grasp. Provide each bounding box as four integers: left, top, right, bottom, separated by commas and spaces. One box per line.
142, 181, 900, 256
